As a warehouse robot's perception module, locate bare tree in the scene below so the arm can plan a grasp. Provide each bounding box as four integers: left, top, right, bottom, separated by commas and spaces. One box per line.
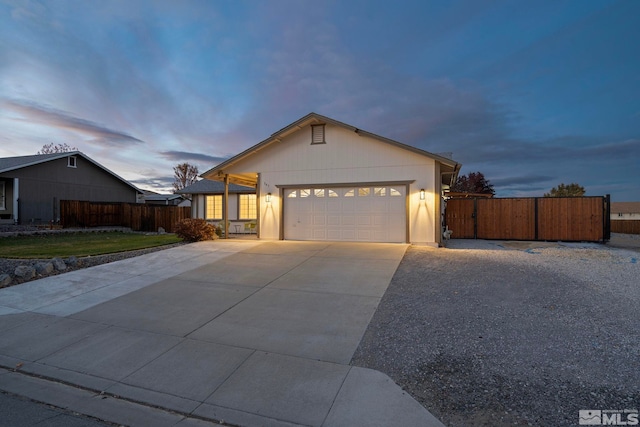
173, 162, 199, 193
37, 143, 78, 154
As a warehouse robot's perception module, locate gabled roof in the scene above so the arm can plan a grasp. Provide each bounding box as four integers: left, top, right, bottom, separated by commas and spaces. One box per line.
0, 151, 141, 194
611, 202, 640, 214
143, 194, 184, 201
175, 179, 255, 195
201, 112, 461, 186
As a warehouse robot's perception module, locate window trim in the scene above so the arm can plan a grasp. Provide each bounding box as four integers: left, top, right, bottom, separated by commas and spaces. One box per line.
67, 156, 77, 168
205, 194, 223, 220
311, 124, 326, 145
238, 193, 257, 220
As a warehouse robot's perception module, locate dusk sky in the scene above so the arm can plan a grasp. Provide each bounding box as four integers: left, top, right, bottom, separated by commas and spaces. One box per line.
1, 0, 638, 200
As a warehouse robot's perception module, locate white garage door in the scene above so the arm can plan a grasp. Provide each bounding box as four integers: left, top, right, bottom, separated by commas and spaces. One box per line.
283, 185, 406, 242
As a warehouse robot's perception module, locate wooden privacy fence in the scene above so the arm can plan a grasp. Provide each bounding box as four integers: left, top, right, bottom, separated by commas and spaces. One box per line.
60, 200, 191, 232
611, 220, 640, 234
445, 196, 610, 242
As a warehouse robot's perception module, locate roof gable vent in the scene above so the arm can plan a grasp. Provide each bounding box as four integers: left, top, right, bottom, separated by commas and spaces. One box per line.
311, 124, 326, 145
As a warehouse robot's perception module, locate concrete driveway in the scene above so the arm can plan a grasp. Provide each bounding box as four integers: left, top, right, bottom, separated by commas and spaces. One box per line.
0, 240, 443, 427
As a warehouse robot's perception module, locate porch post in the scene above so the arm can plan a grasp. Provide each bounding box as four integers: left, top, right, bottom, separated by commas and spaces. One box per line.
223, 174, 229, 239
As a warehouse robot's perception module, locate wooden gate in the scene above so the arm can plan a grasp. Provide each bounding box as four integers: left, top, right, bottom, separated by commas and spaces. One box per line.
444, 199, 475, 238
445, 196, 610, 242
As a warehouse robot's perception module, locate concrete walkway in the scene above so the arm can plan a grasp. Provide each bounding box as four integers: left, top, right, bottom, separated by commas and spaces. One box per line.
0, 240, 444, 427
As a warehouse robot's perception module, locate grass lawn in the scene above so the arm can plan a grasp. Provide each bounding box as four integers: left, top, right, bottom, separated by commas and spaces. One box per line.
0, 232, 182, 259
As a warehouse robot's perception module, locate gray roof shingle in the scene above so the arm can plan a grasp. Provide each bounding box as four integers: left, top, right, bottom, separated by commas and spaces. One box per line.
176, 179, 255, 194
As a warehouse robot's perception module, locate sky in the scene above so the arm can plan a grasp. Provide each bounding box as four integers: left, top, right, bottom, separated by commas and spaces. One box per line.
1, 0, 638, 200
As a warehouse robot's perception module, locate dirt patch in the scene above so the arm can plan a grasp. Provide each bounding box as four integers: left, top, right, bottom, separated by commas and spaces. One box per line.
606, 233, 640, 252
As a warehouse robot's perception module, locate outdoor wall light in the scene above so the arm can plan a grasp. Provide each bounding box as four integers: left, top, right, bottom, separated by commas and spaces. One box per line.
266, 192, 272, 203
420, 189, 425, 200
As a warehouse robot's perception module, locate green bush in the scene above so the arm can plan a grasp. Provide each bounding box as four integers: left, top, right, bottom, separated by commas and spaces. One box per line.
174, 219, 219, 242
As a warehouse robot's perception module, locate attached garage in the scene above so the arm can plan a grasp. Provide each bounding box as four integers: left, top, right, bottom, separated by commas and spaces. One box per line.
283, 185, 406, 242
201, 113, 460, 246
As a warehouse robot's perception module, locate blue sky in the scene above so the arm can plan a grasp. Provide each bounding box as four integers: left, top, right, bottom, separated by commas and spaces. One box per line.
1, 0, 638, 200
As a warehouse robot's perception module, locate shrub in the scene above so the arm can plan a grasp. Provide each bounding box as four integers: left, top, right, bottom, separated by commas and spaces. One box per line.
174, 219, 219, 242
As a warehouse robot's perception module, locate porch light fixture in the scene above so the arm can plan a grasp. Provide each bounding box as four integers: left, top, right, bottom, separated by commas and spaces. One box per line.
420, 189, 425, 200
266, 192, 272, 203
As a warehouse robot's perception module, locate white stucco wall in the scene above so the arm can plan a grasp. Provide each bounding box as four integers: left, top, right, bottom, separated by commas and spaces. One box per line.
224, 123, 441, 244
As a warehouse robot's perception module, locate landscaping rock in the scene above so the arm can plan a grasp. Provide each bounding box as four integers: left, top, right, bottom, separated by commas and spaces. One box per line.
66, 256, 78, 267
158, 227, 166, 234
14, 265, 36, 280
0, 242, 185, 288
35, 262, 54, 275
0, 274, 11, 287
51, 258, 67, 271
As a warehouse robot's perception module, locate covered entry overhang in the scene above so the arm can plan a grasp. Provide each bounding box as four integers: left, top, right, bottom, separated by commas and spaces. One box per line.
202, 171, 258, 238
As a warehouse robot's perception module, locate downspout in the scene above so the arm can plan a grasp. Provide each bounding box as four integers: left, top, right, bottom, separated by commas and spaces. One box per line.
223, 174, 229, 238
13, 178, 19, 225
434, 162, 442, 246
256, 173, 261, 239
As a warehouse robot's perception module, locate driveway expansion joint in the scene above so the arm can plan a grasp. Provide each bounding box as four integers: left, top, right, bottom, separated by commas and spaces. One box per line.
0, 365, 235, 426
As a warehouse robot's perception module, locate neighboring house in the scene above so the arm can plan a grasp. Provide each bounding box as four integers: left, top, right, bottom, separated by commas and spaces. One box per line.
176, 179, 256, 233
142, 191, 186, 206
610, 202, 640, 220
200, 113, 461, 245
0, 151, 141, 225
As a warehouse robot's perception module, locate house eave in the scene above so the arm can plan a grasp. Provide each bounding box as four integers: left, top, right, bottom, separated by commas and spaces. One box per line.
0, 151, 142, 194
201, 112, 462, 183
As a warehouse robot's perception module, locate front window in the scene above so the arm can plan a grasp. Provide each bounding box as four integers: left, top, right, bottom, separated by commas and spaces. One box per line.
239, 194, 257, 219
67, 156, 77, 168
205, 195, 222, 220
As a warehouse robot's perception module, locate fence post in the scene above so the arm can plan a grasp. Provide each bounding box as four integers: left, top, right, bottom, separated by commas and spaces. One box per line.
534, 197, 539, 241
604, 194, 611, 241
473, 198, 478, 239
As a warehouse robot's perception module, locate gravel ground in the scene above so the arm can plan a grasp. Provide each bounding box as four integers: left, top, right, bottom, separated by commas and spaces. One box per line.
352, 234, 640, 427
